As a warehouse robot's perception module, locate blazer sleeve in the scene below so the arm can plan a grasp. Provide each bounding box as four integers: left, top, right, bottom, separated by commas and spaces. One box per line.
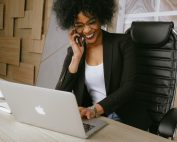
55, 47, 78, 92
98, 36, 136, 115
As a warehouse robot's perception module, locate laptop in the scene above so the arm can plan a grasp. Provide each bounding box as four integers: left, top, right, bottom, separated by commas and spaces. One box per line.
0, 80, 107, 138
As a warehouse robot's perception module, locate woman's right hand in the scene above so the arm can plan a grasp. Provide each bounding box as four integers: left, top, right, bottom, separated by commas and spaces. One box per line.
68, 29, 85, 73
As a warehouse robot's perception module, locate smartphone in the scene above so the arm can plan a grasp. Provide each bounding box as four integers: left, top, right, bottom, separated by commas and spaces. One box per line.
75, 35, 85, 47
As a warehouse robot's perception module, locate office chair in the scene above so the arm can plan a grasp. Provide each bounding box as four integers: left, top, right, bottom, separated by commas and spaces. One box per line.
127, 21, 177, 140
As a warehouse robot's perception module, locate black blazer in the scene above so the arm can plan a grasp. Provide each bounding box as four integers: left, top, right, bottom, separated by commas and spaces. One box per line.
56, 30, 152, 130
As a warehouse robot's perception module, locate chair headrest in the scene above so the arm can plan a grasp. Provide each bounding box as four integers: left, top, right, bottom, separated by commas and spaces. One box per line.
130, 22, 174, 45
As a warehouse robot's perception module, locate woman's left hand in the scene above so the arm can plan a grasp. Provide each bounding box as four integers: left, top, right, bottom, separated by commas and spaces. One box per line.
78, 104, 104, 119
79, 107, 95, 119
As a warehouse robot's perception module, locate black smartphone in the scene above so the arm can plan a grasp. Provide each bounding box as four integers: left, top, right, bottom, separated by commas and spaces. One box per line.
75, 35, 85, 47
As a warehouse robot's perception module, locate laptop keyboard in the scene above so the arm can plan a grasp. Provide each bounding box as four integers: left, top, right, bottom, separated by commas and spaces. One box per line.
83, 123, 95, 132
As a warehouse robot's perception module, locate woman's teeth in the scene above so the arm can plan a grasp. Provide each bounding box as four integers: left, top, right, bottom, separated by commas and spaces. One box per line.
86, 33, 94, 39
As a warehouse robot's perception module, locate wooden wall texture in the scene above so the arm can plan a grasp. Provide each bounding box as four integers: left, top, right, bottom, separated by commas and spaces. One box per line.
0, 0, 53, 85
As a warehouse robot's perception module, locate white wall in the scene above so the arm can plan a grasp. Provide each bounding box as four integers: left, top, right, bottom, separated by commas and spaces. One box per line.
36, 12, 69, 89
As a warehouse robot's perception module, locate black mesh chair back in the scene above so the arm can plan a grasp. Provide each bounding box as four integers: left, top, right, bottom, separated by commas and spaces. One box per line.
127, 21, 177, 138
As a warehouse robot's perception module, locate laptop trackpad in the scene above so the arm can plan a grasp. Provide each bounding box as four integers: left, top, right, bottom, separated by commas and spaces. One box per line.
82, 118, 107, 134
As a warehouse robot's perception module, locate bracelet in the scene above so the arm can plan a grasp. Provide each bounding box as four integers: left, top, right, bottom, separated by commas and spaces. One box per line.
87, 105, 98, 118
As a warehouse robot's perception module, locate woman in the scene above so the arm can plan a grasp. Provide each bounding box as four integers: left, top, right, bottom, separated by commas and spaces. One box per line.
54, 0, 151, 130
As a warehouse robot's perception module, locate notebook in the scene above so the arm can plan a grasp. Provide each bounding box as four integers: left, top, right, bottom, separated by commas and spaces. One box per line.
0, 80, 107, 138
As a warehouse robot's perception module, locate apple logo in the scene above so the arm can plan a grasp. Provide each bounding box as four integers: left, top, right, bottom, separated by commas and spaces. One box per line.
35, 105, 46, 115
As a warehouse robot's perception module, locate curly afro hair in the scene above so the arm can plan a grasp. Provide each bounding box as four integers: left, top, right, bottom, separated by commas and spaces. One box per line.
53, 0, 116, 30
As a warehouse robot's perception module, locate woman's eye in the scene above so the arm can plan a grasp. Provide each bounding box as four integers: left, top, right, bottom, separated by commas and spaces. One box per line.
89, 19, 96, 25
75, 25, 84, 28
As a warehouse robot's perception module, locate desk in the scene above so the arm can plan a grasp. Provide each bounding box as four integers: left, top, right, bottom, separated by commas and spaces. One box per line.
0, 111, 172, 142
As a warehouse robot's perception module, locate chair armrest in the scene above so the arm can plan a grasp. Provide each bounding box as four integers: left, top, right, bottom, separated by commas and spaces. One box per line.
158, 108, 177, 138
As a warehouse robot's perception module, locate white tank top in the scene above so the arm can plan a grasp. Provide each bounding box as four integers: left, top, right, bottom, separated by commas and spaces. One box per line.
85, 62, 106, 104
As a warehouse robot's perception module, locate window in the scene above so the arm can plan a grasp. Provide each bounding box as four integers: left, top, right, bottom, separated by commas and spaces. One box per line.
116, 0, 177, 33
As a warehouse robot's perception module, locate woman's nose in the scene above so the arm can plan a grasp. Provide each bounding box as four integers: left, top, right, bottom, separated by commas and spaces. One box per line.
83, 25, 92, 34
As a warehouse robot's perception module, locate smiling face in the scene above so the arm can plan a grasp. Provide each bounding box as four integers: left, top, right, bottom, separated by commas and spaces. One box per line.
74, 12, 102, 46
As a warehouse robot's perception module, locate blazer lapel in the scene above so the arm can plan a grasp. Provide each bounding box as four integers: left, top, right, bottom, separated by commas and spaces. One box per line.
102, 31, 113, 94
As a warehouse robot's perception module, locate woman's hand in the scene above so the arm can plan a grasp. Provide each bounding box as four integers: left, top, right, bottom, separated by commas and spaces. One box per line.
79, 107, 95, 119
78, 104, 104, 119
68, 29, 85, 73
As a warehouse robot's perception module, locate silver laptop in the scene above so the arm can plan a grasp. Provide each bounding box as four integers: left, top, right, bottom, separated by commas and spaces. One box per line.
0, 80, 107, 138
